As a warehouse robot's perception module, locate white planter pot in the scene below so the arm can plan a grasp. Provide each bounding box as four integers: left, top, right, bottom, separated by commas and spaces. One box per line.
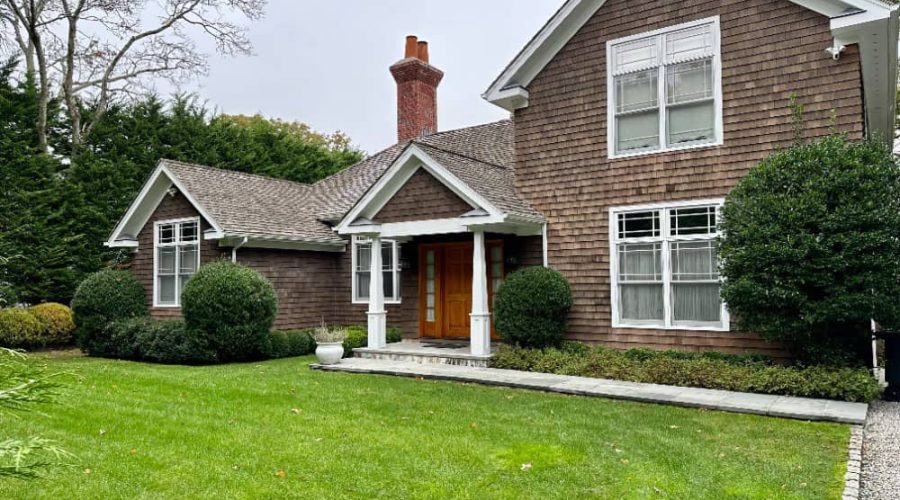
315, 342, 344, 365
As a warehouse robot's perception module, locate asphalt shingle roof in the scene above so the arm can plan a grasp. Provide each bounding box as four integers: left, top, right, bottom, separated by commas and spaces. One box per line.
160, 120, 543, 244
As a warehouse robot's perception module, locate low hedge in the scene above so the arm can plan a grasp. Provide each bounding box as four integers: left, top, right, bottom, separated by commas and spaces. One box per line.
342, 326, 402, 357
0, 308, 45, 347
102, 318, 216, 365
264, 330, 316, 359
29, 303, 76, 345
491, 344, 882, 403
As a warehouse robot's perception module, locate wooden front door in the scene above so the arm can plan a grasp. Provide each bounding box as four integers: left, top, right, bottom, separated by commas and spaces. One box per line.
419, 241, 503, 339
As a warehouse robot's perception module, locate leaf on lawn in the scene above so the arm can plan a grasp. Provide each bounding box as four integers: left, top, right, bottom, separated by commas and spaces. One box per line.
469, 422, 478, 429
291, 408, 301, 414
83, 468, 91, 474
506, 395, 514, 400
99, 429, 106, 436
614, 448, 623, 453
275, 469, 286, 478
669, 425, 679, 429
520, 463, 532, 471
620, 459, 629, 465
233, 464, 240, 471
718, 453, 726, 459
315, 437, 323, 442
129, 448, 137, 455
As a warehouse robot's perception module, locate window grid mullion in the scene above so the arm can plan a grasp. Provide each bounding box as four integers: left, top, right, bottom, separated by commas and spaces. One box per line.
660, 208, 672, 328
658, 34, 667, 151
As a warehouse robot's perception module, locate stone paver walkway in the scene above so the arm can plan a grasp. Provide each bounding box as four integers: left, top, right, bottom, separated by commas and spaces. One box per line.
861, 401, 900, 499
311, 358, 868, 424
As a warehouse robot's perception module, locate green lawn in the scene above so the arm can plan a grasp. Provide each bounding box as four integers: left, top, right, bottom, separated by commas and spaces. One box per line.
3, 352, 849, 499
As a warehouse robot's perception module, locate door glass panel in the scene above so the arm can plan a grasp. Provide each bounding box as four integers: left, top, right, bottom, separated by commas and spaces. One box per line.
425, 250, 435, 322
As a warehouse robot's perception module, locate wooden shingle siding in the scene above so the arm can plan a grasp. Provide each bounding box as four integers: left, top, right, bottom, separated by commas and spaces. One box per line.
375, 168, 474, 223
513, 0, 863, 357
235, 248, 342, 331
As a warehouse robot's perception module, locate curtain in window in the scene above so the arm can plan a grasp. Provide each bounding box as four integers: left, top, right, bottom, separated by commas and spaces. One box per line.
667, 59, 714, 144
618, 243, 664, 321
616, 69, 660, 152
670, 240, 720, 323
356, 243, 371, 300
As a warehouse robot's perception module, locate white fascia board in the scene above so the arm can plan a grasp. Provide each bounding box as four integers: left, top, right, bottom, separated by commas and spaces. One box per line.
105, 164, 170, 246
483, 0, 607, 111
335, 144, 504, 234
105, 161, 225, 248
218, 236, 345, 253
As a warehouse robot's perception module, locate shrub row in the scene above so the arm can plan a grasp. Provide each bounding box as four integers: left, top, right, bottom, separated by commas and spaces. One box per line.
263, 330, 317, 359
103, 318, 217, 364
0, 303, 75, 348
491, 344, 882, 403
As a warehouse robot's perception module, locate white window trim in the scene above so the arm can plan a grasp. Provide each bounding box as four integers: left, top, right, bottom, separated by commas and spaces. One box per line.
351, 236, 402, 305
608, 199, 729, 332
153, 217, 201, 308
606, 16, 724, 160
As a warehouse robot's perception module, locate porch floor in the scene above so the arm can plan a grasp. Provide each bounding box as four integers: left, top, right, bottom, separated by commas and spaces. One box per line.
311, 358, 868, 424
353, 339, 495, 367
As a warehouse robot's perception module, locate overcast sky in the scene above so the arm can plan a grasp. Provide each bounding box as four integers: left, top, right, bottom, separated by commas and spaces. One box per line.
180, 0, 561, 153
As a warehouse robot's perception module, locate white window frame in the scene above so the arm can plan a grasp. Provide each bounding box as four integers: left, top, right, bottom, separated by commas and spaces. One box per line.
351, 236, 402, 305
606, 16, 724, 160
153, 217, 201, 308
608, 199, 729, 331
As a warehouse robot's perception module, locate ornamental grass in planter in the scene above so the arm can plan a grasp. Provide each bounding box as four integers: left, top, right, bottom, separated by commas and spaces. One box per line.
313, 322, 348, 365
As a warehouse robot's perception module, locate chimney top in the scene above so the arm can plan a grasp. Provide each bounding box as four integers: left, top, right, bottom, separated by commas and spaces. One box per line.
404, 35, 418, 59
390, 35, 444, 143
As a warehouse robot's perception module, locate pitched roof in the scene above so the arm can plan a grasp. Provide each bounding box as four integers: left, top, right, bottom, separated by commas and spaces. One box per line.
148, 120, 542, 245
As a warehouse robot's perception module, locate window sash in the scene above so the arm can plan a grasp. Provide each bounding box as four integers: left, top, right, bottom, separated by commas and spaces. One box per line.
155, 219, 200, 307
611, 203, 726, 329
353, 237, 400, 303
609, 18, 720, 157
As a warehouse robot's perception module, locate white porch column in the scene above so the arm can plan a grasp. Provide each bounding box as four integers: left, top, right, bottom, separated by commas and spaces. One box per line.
470, 229, 491, 356
367, 234, 387, 349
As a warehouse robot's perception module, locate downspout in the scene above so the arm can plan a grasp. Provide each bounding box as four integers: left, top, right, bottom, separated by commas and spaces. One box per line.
231, 237, 249, 263
542, 223, 549, 268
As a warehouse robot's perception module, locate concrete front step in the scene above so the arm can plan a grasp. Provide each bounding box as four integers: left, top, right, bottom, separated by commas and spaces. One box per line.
353, 343, 492, 367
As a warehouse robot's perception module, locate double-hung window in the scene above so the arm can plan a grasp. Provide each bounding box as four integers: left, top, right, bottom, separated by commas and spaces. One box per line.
610, 200, 728, 330
352, 236, 401, 303
154, 218, 200, 307
607, 17, 722, 158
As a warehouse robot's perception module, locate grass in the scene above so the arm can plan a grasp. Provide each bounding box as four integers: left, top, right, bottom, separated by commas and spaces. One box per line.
3, 352, 850, 499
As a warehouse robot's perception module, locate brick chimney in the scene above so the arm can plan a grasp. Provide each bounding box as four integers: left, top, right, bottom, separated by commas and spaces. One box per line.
390, 35, 444, 143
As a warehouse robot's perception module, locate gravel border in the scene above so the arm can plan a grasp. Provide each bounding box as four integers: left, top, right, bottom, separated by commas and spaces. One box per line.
843, 425, 863, 499
860, 401, 900, 499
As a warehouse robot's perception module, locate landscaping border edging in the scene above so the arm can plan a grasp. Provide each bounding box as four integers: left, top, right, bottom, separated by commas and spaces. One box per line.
312, 358, 869, 424
844, 425, 864, 499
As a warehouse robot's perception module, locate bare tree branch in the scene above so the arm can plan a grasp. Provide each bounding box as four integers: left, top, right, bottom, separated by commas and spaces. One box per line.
0, 0, 266, 148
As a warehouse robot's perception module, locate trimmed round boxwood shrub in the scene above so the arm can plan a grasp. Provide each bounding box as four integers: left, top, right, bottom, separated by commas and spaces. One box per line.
494, 266, 573, 348
71, 269, 147, 356
0, 308, 44, 347
181, 262, 277, 361
29, 303, 76, 345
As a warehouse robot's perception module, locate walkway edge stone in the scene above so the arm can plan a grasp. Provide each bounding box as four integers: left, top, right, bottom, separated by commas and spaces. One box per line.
311, 358, 868, 424
844, 425, 864, 500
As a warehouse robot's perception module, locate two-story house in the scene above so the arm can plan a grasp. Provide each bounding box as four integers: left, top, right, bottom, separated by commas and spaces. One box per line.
107, 0, 899, 361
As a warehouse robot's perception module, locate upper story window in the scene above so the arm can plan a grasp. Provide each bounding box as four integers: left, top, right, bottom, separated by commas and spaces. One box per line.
607, 17, 723, 158
154, 218, 200, 307
352, 236, 401, 304
609, 200, 728, 331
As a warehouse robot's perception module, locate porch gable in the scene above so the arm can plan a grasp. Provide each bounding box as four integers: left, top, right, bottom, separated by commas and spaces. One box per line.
374, 167, 475, 223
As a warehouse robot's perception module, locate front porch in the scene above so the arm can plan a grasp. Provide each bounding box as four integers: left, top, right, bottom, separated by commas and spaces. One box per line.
353, 339, 496, 367
334, 141, 547, 357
